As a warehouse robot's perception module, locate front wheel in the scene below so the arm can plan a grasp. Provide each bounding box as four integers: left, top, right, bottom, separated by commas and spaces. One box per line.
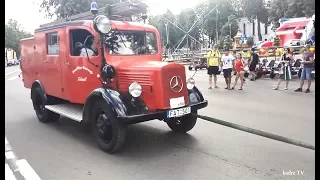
91, 99, 127, 153
188, 65, 193, 71
167, 112, 197, 133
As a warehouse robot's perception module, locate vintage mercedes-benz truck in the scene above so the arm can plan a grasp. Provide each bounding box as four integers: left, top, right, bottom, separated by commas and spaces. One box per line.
20, 0, 208, 153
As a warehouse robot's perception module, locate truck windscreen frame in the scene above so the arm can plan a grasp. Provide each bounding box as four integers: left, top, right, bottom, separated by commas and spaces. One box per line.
106, 30, 158, 56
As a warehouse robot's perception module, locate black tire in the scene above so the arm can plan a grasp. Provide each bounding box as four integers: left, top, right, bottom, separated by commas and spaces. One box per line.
188, 66, 193, 71
195, 67, 199, 71
91, 99, 127, 153
31, 87, 60, 123
167, 112, 197, 133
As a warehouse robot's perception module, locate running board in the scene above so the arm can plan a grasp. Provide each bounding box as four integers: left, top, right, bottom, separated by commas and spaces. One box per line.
45, 104, 83, 122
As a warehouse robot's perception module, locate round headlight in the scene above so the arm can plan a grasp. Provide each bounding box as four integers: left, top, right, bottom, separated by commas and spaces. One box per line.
187, 77, 195, 90
128, 82, 142, 98
94, 15, 112, 34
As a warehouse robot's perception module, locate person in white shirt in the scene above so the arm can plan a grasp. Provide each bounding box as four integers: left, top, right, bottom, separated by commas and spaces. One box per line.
80, 38, 97, 56
220, 49, 235, 89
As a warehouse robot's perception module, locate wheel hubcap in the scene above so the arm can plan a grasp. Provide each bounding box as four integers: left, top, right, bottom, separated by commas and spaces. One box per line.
96, 113, 112, 142
35, 95, 45, 116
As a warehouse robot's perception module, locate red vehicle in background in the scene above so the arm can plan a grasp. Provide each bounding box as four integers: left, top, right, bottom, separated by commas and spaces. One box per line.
20, 1, 208, 153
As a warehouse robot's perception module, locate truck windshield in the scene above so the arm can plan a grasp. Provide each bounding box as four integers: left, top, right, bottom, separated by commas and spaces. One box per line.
107, 30, 158, 55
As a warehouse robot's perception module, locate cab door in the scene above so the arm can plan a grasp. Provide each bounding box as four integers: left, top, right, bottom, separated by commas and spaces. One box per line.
42, 30, 64, 98
61, 27, 101, 104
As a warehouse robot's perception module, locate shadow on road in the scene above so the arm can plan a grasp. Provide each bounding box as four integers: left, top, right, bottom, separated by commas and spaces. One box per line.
46, 116, 199, 158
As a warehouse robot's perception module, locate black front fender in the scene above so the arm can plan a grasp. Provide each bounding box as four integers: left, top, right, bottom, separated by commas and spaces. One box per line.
82, 88, 128, 123
188, 86, 205, 105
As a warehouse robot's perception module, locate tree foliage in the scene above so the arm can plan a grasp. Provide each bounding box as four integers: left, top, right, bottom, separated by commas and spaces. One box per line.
40, 0, 119, 18
223, 35, 233, 50
5, 19, 33, 58
37, 0, 315, 50
268, 0, 315, 27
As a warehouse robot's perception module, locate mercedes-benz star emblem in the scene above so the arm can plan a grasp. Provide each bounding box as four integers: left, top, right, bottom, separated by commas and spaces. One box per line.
169, 76, 183, 93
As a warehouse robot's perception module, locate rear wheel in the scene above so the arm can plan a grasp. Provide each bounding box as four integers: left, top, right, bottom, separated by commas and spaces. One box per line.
91, 99, 127, 153
167, 112, 197, 133
188, 65, 193, 71
31, 87, 60, 123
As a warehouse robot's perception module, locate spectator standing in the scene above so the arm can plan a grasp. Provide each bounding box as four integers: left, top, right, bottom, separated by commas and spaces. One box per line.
273, 48, 294, 90
294, 44, 314, 93
249, 48, 259, 81
231, 53, 247, 90
221, 49, 235, 90
205, 45, 221, 89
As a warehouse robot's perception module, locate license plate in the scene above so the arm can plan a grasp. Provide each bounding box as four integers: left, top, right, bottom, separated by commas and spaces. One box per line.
169, 96, 185, 109
166, 107, 191, 118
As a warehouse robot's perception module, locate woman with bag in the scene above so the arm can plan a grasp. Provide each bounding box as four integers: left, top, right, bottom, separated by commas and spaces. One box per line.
272, 48, 294, 90
231, 53, 247, 90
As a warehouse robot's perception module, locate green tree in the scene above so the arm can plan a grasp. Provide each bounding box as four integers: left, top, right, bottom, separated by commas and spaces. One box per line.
246, 36, 254, 47
5, 19, 32, 59
149, 10, 186, 49
268, 0, 315, 28
235, 0, 269, 41
201, 0, 237, 44
223, 35, 233, 50
39, 0, 119, 19
220, 15, 238, 38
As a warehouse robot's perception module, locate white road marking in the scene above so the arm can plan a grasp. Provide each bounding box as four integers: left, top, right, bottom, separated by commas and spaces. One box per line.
7, 76, 19, 81
5, 137, 9, 145
5, 70, 20, 77
5, 164, 17, 180
16, 159, 42, 180
5, 151, 16, 160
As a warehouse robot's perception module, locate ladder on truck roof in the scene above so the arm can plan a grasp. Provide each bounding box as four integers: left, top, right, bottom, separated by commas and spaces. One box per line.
39, 0, 148, 28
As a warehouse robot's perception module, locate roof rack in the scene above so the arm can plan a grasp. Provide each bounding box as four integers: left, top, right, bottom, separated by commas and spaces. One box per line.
39, 0, 148, 27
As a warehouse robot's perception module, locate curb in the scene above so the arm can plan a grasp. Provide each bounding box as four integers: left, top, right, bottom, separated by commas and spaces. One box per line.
5, 136, 42, 180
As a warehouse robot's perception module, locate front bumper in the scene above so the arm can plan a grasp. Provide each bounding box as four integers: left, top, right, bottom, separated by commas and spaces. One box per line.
119, 100, 208, 125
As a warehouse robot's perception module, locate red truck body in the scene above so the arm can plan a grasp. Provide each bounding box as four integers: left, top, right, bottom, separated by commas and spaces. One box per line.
19, 4, 207, 153
20, 20, 188, 111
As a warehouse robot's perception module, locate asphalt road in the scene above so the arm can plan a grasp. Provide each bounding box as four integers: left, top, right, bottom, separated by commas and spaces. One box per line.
5, 65, 315, 180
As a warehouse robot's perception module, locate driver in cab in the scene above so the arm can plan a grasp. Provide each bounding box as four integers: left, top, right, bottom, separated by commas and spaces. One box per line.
79, 37, 98, 56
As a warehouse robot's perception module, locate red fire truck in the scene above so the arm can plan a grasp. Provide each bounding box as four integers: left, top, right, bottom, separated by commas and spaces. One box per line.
20, 1, 208, 153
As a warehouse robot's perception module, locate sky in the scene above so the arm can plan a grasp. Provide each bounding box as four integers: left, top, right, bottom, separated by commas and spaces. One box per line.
5, 0, 205, 33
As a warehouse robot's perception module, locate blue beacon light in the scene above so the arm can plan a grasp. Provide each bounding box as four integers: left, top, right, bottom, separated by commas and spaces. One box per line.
90, 2, 99, 15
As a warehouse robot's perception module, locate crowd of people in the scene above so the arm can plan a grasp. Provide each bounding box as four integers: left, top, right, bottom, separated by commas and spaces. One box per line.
205, 44, 314, 93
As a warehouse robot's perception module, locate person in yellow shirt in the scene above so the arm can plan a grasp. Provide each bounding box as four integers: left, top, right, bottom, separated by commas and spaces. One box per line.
204, 45, 221, 89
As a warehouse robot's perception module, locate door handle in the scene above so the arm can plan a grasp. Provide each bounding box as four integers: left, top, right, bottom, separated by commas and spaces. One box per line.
43, 60, 48, 63
66, 62, 71, 66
